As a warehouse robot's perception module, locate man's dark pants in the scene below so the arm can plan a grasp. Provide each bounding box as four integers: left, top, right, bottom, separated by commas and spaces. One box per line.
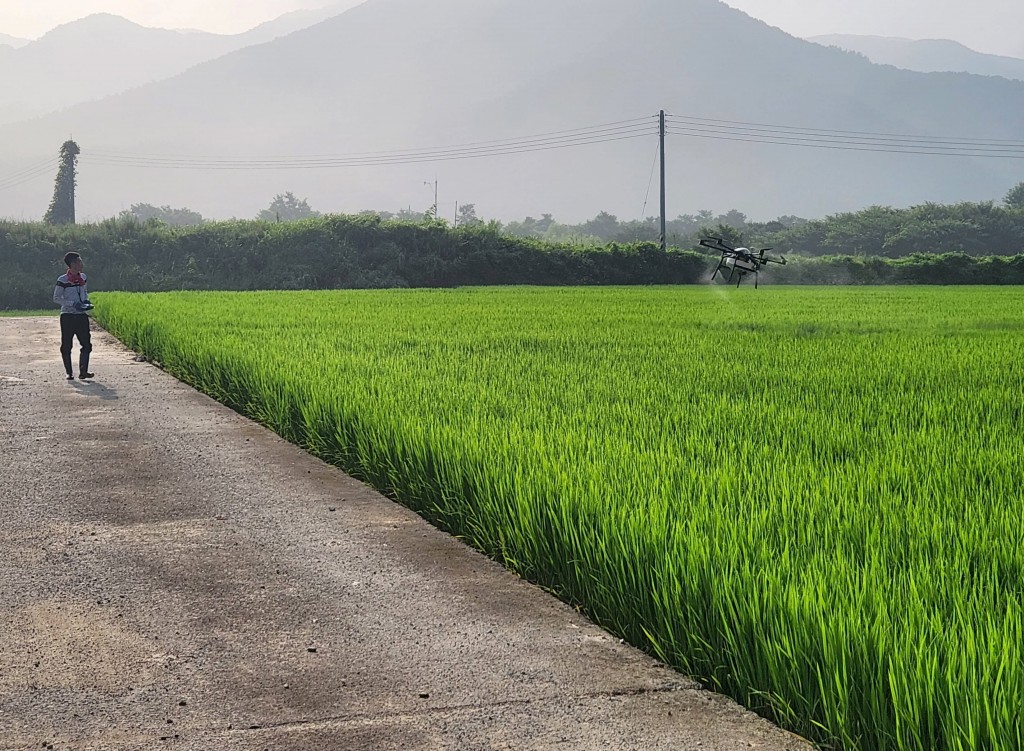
59, 313, 91, 376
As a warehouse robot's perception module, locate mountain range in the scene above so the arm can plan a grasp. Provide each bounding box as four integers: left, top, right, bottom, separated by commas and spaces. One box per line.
0, 6, 353, 126
0, 32, 28, 48
2, 0, 1024, 224
810, 34, 1024, 81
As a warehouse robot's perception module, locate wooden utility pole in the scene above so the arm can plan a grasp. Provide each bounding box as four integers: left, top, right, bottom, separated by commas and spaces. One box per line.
659, 110, 667, 251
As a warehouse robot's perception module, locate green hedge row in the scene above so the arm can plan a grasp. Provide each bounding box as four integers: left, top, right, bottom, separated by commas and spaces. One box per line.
3, 215, 1024, 310
0, 216, 706, 309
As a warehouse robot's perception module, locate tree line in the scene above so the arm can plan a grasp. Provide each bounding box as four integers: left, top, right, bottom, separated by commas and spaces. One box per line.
5, 213, 1024, 311
120, 181, 1024, 259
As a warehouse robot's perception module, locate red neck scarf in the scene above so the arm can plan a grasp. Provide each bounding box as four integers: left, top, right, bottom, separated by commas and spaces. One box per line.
67, 271, 84, 286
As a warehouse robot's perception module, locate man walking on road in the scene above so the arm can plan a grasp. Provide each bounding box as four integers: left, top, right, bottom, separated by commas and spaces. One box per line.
53, 252, 94, 381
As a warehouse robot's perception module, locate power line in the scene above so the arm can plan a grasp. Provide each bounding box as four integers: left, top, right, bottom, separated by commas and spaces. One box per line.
6, 109, 1023, 196
83, 120, 656, 168
665, 125, 1024, 158
77, 110, 1024, 174
664, 112, 1024, 157
84, 131, 658, 171
0, 159, 59, 192
88, 117, 657, 162
665, 113, 1024, 147
639, 139, 660, 222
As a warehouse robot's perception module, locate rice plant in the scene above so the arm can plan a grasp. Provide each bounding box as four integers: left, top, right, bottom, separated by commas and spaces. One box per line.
96, 286, 1024, 751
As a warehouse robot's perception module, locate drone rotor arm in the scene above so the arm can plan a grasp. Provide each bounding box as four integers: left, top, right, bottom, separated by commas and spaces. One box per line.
699, 237, 736, 253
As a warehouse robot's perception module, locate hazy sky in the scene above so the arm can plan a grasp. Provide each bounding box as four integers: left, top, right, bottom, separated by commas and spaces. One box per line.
2, 1, 1022, 58
0, 1, 355, 39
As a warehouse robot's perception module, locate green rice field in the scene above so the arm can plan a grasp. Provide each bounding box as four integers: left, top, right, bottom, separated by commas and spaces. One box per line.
95, 287, 1024, 751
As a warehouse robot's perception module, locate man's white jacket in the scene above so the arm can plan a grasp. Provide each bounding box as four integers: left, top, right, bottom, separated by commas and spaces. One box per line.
53, 273, 90, 315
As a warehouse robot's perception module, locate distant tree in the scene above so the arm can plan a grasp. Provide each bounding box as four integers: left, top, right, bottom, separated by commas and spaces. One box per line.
505, 214, 552, 238
582, 211, 620, 240
44, 140, 80, 225
609, 218, 659, 243
882, 218, 976, 256
358, 209, 395, 221
119, 203, 204, 226
457, 203, 481, 227
719, 209, 748, 229
257, 192, 320, 222
698, 223, 745, 247
776, 215, 809, 228
395, 208, 425, 222
1004, 182, 1024, 210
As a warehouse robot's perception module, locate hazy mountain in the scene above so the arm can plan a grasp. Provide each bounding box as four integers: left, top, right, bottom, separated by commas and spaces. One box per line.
0, 32, 29, 49
0, 14, 238, 125
2, 0, 1024, 224
810, 34, 1024, 81
0, 6, 354, 126
241, 4, 358, 45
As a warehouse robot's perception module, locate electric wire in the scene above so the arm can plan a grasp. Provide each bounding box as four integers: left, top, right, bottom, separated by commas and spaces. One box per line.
0, 159, 59, 192
87, 117, 655, 162
639, 139, 660, 222
83, 120, 656, 167
7, 109, 1024, 195
665, 124, 1024, 158
83, 129, 651, 171
666, 113, 1024, 147
666, 122, 1024, 154
77, 110, 1024, 173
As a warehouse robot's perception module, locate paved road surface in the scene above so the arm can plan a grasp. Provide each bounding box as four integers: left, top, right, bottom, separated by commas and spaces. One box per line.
0, 317, 811, 751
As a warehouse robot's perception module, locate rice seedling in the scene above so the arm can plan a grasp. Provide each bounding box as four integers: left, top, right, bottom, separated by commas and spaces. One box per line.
96, 286, 1024, 751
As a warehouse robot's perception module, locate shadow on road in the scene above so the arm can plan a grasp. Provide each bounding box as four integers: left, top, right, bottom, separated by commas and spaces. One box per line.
70, 380, 119, 401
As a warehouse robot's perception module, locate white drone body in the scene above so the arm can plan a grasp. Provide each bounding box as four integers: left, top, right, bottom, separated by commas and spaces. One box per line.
725, 250, 759, 273
699, 238, 787, 288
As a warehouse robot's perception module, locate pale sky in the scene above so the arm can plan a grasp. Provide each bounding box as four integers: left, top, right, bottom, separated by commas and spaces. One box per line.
2, 1, 1023, 58
0, 0, 345, 39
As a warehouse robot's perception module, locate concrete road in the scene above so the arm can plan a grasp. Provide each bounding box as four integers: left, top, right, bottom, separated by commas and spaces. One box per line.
0, 317, 812, 751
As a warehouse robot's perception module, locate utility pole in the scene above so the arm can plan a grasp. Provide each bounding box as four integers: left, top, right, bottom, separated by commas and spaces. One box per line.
659, 110, 667, 251
424, 178, 438, 217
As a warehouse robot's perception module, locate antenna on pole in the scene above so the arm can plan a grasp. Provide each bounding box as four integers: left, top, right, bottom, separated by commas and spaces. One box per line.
659, 110, 667, 251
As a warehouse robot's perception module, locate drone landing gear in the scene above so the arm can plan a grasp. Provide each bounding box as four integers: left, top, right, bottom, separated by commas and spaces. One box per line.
702, 237, 783, 289
711, 261, 759, 288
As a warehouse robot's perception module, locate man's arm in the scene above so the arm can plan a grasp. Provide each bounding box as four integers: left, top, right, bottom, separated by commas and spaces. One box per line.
53, 283, 65, 307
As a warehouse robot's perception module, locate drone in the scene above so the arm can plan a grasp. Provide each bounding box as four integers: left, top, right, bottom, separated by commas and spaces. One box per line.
699, 237, 786, 288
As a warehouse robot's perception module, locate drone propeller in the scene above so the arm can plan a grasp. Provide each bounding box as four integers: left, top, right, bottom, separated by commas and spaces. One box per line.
698, 237, 735, 253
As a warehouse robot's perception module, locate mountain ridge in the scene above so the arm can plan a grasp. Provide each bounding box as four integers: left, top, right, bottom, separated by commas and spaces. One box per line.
0, 31, 28, 48
0, 5, 356, 126
2, 0, 1023, 223
809, 33, 1024, 81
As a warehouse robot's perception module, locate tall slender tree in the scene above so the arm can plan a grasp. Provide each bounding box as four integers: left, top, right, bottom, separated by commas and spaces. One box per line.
44, 140, 80, 225
1004, 181, 1024, 210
